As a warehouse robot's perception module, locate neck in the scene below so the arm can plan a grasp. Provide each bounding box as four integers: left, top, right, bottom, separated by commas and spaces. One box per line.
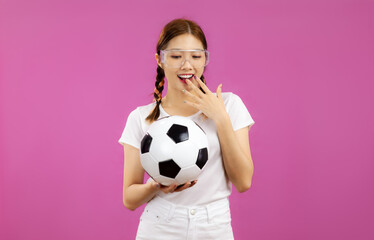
161, 89, 187, 108
161, 87, 201, 117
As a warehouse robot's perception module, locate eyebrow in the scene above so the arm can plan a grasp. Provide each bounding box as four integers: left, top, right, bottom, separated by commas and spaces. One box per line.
168, 48, 204, 50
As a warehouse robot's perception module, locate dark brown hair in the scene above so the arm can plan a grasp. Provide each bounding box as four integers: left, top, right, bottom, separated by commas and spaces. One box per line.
146, 18, 208, 123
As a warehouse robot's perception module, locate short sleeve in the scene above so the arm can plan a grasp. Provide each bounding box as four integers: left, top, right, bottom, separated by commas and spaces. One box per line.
118, 108, 143, 149
227, 93, 255, 131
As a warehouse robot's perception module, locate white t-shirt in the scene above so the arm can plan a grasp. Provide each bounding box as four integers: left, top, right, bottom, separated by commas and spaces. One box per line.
118, 92, 255, 206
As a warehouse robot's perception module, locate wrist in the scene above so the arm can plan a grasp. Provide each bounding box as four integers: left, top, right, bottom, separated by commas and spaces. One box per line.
214, 112, 231, 128
146, 179, 160, 193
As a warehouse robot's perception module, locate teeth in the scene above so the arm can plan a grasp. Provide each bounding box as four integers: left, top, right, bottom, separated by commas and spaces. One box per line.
178, 74, 193, 79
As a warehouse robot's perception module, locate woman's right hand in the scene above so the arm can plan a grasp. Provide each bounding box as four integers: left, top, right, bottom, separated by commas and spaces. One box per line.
148, 179, 198, 194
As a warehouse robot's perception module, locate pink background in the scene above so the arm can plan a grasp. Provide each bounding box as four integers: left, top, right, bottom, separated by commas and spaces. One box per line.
1, 0, 373, 239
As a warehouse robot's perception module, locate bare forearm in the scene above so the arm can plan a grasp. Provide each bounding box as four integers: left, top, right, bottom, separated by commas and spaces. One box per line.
215, 114, 253, 192
123, 182, 158, 210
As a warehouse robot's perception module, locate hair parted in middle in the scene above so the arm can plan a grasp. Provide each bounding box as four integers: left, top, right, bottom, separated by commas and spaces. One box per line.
146, 18, 208, 124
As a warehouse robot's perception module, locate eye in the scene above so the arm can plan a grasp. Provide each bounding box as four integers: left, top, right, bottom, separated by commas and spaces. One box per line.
171, 55, 182, 59
193, 56, 202, 59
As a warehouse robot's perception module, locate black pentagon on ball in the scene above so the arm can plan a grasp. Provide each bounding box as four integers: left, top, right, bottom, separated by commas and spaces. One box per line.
167, 124, 189, 143
196, 148, 208, 169
159, 159, 181, 178
140, 133, 153, 154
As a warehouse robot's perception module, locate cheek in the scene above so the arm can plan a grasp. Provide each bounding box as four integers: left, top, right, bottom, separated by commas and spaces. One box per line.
164, 72, 177, 81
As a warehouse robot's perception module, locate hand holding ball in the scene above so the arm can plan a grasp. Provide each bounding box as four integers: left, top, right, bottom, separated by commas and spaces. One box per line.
140, 116, 209, 186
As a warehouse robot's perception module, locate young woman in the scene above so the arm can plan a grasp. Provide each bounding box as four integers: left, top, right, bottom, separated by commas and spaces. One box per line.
118, 18, 255, 240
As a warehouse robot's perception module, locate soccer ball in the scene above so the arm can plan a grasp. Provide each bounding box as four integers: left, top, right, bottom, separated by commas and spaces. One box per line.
140, 115, 209, 186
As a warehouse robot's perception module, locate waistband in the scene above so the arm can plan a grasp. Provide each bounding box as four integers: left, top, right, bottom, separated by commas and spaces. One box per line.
145, 196, 230, 223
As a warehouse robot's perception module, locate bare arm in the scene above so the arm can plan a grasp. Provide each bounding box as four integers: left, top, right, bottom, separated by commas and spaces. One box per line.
215, 118, 254, 192
122, 144, 159, 210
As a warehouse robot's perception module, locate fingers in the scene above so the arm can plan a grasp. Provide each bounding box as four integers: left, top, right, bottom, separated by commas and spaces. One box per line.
167, 184, 178, 193
216, 83, 223, 101
174, 180, 198, 192
190, 180, 198, 187
186, 79, 205, 98
159, 183, 177, 194
174, 182, 192, 192
182, 88, 201, 103
193, 75, 212, 94
183, 99, 200, 110
159, 180, 198, 194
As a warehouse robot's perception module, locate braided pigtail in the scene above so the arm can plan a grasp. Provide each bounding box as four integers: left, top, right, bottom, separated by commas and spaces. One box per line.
146, 65, 165, 123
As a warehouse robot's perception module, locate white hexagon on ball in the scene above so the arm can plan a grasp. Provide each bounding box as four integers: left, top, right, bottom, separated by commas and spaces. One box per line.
149, 134, 176, 163
171, 140, 199, 169
175, 165, 202, 185
140, 153, 159, 178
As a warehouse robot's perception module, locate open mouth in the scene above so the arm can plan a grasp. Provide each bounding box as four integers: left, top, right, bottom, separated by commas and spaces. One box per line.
177, 74, 194, 83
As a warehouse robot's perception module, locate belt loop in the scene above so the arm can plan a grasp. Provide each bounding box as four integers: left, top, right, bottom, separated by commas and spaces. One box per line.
205, 205, 211, 224
166, 203, 176, 222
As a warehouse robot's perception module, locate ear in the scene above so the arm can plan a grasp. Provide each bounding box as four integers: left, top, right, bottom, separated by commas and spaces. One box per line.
155, 53, 162, 68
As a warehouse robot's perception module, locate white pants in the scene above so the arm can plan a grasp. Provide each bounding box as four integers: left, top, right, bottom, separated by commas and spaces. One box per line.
136, 196, 234, 240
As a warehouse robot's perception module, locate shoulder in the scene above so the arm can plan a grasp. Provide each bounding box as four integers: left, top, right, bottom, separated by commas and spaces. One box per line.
127, 101, 156, 122
219, 92, 249, 114
219, 92, 242, 105
136, 101, 157, 118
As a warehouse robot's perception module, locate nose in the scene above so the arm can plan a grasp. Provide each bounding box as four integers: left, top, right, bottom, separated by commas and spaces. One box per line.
180, 58, 193, 69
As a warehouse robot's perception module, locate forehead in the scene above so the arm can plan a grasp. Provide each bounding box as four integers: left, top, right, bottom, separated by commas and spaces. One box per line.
166, 34, 204, 50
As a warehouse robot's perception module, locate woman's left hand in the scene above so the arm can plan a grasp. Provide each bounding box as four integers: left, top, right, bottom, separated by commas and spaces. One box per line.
183, 75, 229, 124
